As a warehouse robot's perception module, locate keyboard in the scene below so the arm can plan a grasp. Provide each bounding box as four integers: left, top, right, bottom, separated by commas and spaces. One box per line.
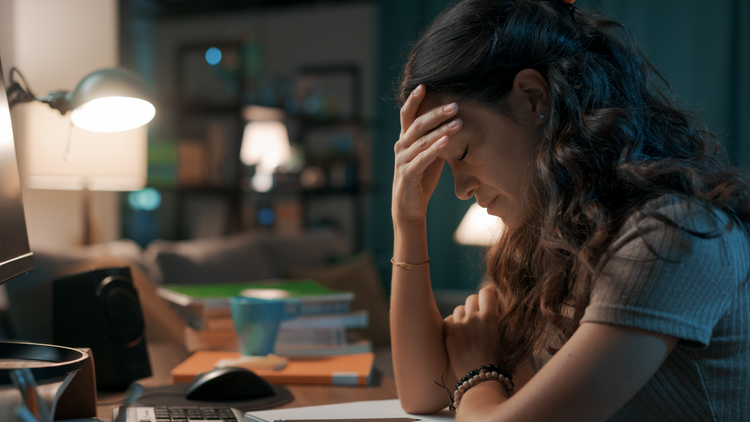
113, 406, 244, 422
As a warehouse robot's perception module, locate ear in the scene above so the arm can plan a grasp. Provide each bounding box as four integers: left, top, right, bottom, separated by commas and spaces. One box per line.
508, 69, 550, 124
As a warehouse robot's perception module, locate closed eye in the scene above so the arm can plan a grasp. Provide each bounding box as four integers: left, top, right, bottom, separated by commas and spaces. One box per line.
458, 146, 468, 161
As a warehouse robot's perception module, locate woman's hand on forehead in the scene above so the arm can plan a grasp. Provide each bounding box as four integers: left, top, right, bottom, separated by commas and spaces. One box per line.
391, 85, 463, 224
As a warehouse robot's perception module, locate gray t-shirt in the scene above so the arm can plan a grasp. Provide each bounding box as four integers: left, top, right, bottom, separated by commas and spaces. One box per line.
535, 195, 750, 421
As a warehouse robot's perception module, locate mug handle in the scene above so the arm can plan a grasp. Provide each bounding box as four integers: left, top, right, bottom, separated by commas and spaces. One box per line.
282, 298, 302, 320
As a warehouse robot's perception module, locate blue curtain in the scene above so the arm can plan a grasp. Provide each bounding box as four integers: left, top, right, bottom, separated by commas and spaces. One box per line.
370, 0, 750, 292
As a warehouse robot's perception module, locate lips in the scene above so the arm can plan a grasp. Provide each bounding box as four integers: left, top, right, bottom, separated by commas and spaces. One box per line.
477, 196, 497, 208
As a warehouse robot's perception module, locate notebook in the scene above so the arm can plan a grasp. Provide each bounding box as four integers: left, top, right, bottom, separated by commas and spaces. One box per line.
171, 350, 375, 386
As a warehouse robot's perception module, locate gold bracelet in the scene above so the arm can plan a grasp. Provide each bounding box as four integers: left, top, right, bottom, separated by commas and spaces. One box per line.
390, 257, 430, 269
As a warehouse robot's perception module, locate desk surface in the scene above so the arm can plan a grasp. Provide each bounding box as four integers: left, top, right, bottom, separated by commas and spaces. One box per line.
96, 343, 398, 420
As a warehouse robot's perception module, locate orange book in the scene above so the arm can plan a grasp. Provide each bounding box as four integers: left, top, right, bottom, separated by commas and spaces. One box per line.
171, 351, 375, 386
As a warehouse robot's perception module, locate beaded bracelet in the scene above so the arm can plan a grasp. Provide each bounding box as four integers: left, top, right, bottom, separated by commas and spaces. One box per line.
435, 365, 514, 411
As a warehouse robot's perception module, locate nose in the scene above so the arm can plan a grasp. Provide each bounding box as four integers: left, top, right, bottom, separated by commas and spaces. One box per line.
452, 168, 478, 201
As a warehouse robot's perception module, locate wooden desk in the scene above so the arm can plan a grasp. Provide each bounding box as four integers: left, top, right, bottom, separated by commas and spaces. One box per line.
96, 343, 398, 420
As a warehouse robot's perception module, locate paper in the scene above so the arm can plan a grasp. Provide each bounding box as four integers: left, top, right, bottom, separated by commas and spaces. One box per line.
244, 399, 454, 422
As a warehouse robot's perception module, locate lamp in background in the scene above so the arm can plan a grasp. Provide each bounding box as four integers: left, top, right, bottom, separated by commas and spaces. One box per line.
7, 67, 155, 244
240, 105, 292, 193
454, 202, 504, 246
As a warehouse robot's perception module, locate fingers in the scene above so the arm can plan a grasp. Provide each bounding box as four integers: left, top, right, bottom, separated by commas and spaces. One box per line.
396, 117, 463, 165
478, 285, 499, 315
465, 294, 479, 315
453, 304, 465, 321
398, 102, 459, 153
397, 138, 447, 181
399, 84, 425, 133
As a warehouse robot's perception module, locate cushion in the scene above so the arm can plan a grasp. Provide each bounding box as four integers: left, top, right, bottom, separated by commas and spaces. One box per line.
260, 230, 348, 274
144, 234, 276, 285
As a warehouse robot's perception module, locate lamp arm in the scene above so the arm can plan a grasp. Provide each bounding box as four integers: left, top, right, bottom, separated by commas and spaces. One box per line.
7, 67, 36, 109
6, 67, 72, 114
36, 91, 73, 115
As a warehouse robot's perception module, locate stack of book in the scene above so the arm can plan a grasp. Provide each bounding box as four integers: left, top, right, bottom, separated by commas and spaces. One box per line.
157, 279, 372, 357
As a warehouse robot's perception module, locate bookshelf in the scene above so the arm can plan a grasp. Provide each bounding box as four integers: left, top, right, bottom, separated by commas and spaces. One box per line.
141, 41, 370, 252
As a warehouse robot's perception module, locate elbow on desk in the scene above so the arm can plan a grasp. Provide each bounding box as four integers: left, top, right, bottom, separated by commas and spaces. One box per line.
397, 392, 447, 415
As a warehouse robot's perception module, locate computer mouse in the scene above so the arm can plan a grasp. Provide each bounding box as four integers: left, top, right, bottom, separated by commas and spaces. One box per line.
184, 366, 275, 401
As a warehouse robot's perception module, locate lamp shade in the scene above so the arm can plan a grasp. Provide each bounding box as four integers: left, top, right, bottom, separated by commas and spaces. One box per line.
454, 202, 504, 246
69, 68, 155, 133
14, 102, 147, 191
240, 120, 292, 172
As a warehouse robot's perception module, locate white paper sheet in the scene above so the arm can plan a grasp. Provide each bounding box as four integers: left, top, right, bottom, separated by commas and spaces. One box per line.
245, 399, 454, 422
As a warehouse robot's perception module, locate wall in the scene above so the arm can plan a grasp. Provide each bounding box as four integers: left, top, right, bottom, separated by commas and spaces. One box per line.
578, 0, 750, 168
0, 0, 13, 72
0, 0, 122, 250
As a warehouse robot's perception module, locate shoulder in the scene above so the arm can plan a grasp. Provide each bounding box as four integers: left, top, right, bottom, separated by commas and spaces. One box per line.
608, 194, 750, 264
584, 195, 750, 348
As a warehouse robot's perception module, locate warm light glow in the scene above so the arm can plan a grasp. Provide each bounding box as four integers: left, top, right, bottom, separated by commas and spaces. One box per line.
454, 202, 505, 246
71, 96, 155, 133
251, 171, 274, 192
240, 120, 292, 172
16, 103, 148, 192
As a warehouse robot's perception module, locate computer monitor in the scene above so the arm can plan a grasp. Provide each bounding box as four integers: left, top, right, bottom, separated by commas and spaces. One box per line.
0, 57, 34, 284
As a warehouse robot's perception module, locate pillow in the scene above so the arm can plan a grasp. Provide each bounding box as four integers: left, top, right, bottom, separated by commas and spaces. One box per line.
260, 229, 348, 274
145, 233, 276, 285
287, 252, 391, 346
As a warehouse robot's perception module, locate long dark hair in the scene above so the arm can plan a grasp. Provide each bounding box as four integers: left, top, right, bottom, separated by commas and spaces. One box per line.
398, 0, 750, 372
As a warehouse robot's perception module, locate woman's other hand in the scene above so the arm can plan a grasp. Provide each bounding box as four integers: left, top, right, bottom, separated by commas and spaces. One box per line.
392, 84, 463, 225
444, 285, 504, 380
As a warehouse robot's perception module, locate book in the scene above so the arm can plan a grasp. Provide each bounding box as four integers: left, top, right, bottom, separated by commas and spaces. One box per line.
274, 339, 373, 357
158, 279, 355, 330
203, 312, 369, 336
276, 326, 347, 346
182, 310, 370, 355
171, 350, 376, 386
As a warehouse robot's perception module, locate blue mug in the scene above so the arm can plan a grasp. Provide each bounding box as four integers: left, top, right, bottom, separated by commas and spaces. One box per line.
229, 296, 301, 356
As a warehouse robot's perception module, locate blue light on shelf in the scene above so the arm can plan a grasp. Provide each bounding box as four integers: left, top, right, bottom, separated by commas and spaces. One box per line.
128, 188, 162, 211
205, 47, 222, 65
257, 207, 275, 226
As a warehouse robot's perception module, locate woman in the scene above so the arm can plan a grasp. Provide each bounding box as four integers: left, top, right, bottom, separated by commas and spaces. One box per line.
389, 0, 750, 421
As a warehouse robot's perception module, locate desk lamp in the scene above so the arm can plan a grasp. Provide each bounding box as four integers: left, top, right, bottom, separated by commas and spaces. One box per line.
7, 67, 155, 132
240, 105, 292, 193
7, 67, 155, 244
454, 202, 504, 246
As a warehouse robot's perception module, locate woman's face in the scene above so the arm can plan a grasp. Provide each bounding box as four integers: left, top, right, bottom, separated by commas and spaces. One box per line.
416, 94, 539, 229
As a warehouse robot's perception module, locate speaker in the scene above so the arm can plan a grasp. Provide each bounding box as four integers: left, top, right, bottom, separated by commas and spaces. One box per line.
53, 267, 151, 390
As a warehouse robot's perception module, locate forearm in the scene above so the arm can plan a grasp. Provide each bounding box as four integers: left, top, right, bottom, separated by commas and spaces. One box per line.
391, 219, 453, 413
455, 382, 509, 422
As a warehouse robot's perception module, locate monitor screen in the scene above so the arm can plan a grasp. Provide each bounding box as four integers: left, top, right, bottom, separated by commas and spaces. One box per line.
0, 57, 34, 284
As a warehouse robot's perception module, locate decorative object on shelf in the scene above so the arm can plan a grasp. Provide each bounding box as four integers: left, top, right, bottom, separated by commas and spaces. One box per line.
454, 202, 504, 246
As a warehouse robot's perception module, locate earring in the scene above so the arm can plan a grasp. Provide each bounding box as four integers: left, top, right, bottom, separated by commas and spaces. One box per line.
540, 114, 545, 119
